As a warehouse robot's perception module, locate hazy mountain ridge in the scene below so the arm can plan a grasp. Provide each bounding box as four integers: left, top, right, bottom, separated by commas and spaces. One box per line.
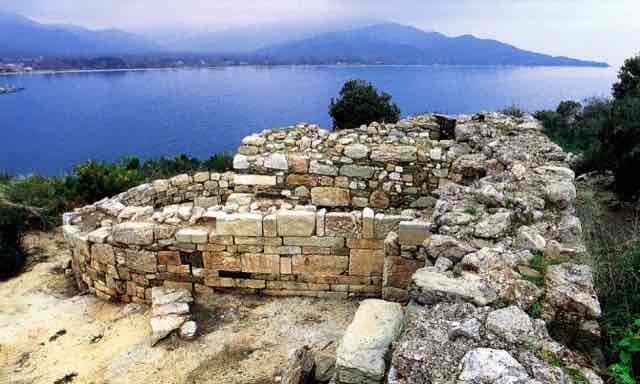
0, 12, 608, 67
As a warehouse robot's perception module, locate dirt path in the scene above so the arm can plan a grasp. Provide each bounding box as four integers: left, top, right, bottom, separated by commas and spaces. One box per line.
0, 230, 358, 384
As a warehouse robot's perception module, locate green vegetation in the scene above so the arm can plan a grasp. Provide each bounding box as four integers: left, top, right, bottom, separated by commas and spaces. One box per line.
609, 319, 640, 384
535, 54, 640, 195
329, 79, 400, 129
0, 153, 232, 280
501, 104, 526, 118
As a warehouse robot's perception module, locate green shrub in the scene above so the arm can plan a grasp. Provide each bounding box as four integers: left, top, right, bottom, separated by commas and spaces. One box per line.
609, 319, 640, 384
614, 54, 640, 100
329, 79, 400, 129
501, 104, 525, 118
0, 205, 29, 279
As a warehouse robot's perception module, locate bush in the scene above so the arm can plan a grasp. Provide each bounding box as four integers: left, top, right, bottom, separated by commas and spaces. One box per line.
329, 79, 400, 129
0, 205, 29, 279
501, 104, 525, 118
614, 54, 640, 100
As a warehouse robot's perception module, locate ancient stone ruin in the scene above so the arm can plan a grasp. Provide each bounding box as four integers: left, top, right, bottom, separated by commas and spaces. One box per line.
64, 112, 603, 383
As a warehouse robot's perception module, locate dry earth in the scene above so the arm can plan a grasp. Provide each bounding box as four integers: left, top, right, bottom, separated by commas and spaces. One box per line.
0, 230, 358, 384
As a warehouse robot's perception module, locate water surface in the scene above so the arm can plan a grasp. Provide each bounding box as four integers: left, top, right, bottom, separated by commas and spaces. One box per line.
0, 65, 616, 175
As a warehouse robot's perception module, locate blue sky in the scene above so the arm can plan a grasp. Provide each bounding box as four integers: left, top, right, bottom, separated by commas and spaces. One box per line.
0, 0, 637, 65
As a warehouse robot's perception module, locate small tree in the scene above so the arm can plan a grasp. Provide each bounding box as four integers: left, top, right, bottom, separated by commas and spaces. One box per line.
613, 54, 640, 100
329, 79, 400, 129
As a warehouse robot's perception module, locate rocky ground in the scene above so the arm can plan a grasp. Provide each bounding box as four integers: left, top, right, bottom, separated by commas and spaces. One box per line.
0, 230, 358, 384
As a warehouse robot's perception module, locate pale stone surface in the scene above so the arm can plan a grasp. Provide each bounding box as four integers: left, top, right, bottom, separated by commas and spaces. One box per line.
112, 222, 155, 245
233, 154, 249, 170
325, 212, 360, 238
179, 321, 198, 340
277, 210, 316, 236
411, 269, 497, 306
545, 181, 576, 209
344, 143, 370, 159
517, 226, 547, 252
473, 210, 512, 239
543, 263, 602, 321
281, 346, 315, 384
241, 253, 280, 274
340, 165, 375, 179
216, 213, 263, 237
427, 234, 476, 262
87, 227, 111, 243
336, 299, 404, 384
311, 187, 351, 207
485, 306, 534, 344
310, 160, 338, 176
150, 314, 190, 346
370, 145, 417, 163
349, 249, 385, 276
398, 221, 431, 246
264, 153, 288, 170
458, 348, 530, 383
362, 208, 375, 239
234, 174, 277, 186
175, 228, 209, 244
150, 287, 194, 346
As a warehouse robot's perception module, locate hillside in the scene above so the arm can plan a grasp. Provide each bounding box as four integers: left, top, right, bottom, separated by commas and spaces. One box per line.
0, 11, 158, 56
256, 23, 609, 67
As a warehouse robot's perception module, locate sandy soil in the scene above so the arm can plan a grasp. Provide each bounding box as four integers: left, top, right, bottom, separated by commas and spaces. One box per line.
0, 230, 358, 384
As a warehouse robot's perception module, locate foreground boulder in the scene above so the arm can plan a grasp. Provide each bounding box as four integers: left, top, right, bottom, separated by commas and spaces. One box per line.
149, 287, 195, 346
336, 299, 404, 384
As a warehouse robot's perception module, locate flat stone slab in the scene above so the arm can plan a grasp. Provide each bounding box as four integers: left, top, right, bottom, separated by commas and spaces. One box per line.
112, 222, 155, 245
410, 269, 497, 306
336, 299, 404, 384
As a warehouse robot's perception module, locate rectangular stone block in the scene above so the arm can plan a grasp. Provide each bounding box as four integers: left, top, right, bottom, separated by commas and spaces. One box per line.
88, 227, 110, 243
311, 187, 351, 207
302, 246, 332, 255
158, 251, 181, 266
262, 290, 348, 299
124, 249, 158, 273
349, 249, 385, 276
237, 245, 263, 253
398, 221, 431, 246
203, 251, 241, 271
235, 236, 282, 246
241, 253, 280, 274
264, 245, 301, 255
175, 228, 210, 244
92, 244, 115, 265
209, 235, 235, 245
291, 255, 348, 276
112, 222, 155, 245
362, 208, 375, 239
266, 281, 330, 291
346, 239, 384, 250
316, 209, 326, 236
276, 210, 316, 236
263, 214, 277, 237
283, 236, 345, 248
325, 212, 361, 238
216, 213, 263, 237
234, 174, 278, 186
280, 256, 292, 274
375, 214, 411, 239
383, 256, 424, 289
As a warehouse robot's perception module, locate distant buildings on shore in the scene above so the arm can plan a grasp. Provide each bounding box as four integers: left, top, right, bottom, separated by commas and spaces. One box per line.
0, 63, 33, 73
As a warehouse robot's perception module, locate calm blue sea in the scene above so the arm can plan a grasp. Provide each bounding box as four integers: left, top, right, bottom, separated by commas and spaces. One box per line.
0, 65, 617, 175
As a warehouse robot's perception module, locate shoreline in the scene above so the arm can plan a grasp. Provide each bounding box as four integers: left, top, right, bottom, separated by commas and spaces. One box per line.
0, 63, 614, 77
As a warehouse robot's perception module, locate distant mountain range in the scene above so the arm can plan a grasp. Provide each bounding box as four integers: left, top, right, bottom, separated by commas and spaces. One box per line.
0, 12, 608, 67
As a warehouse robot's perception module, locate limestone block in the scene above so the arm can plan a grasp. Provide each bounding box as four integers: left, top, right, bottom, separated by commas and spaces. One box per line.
325, 212, 360, 238
265, 153, 288, 171
175, 228, 209, 244
349, 249, 385, 276
112, 222, 155, 245
309, 160, 338, 176
362, 208, 375, 239
410, 269, 497, 306
203, 252, 241, 271
263, 214, 277, 237
158, 251, 181, 266
280, 256, 292, 274
233, 154, 250, 170
370, 145, 417, 163
284, 236, 344, 248
346, 238, 384, 250
194, 197, 219, 209
311, 187, 351, 207
92, 244, 115, 265
316, 209, 326, 236
374, 214, 409, 239
277, 210, 316, 236
288, 155, 310, 173
216, 213, 263, 237
340, 165, 375, 179
88, 227, 111, 243
241, 253, 280, 274
343, 143, 370, 159
193, 171, 210, 183
234, 174, 277, 186
383, 256, 423, 288
170, 174, 192, 187
286, 174, 318, 187
336, 299, 404, 384
292, 255, 349, 275
398, 221, 431, 246
125, 249, 158, 273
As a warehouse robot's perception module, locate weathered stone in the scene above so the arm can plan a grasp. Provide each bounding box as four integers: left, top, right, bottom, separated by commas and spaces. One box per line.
344, 143, 370, 159
485, 306, 534, 344
92, 243, 115, 264
234, 174, 277, 186
287, 174, 318, 187
326, 212, 360, 238
473, 210, 512, 239
179, 320, 198, 340
170, 174, 192, 187
349, 249, 385, 276
292, 255, 348, 275
88, 227, 111, 243
398, 221, 431, 246
311, 187, 351, 207
112, 222, 155, 245
175, 228, 209, 244
310, 160, 338, 176
150, 314, 189, 346
241, 253, 280, 274
369, 191, 390, 209
362, 208, 375, 238
336, 299, 404, 384
370, 145, 417, 163
383, 256, 422, 288
284, 236, 344, 248
282, 346, 315, 384
375, 214, 407, 239
126, 249, 158, 273
264, 153, 288, 171
263, 214, 277, 237
288, 155, 310, 173
340, 165, 375, 179
216, 213, 263, 237
410, 269, 497, 306
543, 263, 601, 321
457, 348, 530, 383
277, 210, 316, 236
517, 226, 547, 252
233, 154, 249, 170
427, 235, 476, 262
545, 181, 576, 209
